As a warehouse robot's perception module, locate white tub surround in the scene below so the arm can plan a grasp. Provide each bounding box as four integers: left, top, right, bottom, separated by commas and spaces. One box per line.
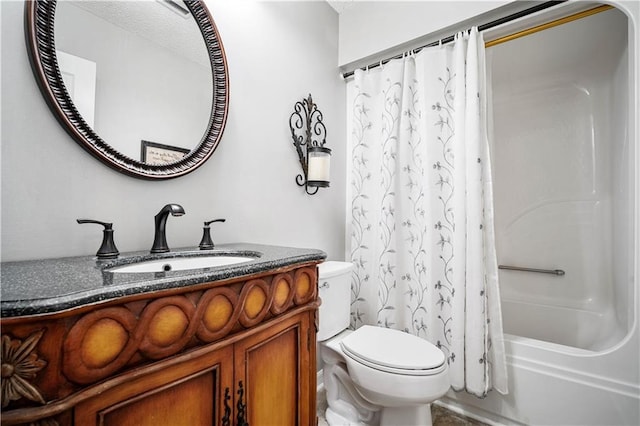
445, 4, 639, 425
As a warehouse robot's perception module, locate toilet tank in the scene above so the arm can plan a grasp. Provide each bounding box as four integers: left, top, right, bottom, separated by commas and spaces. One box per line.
317, 261, 353, 341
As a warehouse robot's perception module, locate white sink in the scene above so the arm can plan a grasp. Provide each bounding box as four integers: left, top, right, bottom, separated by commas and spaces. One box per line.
108, 255, 253, 274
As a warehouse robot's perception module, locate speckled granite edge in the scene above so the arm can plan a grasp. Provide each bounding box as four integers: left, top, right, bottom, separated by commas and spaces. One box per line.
0, 243, 327, 318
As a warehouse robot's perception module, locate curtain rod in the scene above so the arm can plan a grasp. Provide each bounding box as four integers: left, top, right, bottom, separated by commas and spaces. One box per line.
341, 0, 566, 79
485, 4, 613, 47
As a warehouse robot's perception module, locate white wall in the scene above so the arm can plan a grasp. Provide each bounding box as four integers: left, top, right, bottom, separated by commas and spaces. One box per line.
338, 0, 511, 67
0, 0, 346, 262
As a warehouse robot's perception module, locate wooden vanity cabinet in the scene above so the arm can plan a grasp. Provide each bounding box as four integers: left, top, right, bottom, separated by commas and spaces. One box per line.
0, 264, 319, 426
235, 310, 314, 425
73, 310, 313, 426
74, 343, 234, 426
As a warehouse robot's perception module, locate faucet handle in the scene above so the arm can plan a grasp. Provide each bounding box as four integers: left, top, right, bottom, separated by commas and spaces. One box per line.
199, 219, 226, 250
204, 218, 226, 226
77, 219, 120, 259
77, 219, 112, 228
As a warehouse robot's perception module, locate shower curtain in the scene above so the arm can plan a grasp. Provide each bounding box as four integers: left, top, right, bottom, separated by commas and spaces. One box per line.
348, 28, 508, 397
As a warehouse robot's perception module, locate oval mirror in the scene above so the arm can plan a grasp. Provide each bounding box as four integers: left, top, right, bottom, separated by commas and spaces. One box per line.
25, 0, 228, 179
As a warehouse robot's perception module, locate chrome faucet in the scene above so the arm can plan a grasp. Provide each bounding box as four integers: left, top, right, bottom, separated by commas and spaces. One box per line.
151, 204, 185, 253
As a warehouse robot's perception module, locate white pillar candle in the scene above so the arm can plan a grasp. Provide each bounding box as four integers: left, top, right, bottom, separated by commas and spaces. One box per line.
307, 148, 331, 184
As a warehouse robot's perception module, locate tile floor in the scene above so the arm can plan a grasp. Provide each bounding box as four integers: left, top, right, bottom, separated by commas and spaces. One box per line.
431, 405, 488, 426
317, 386, 487, 426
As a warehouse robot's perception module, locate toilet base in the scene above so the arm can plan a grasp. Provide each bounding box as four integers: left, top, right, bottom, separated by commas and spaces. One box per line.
326, 407, 367, 426
324, 403, 434, 426
379, 404, 432, 426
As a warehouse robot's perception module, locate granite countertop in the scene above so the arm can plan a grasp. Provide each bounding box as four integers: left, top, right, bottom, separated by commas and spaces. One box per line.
0, 243, 326, 318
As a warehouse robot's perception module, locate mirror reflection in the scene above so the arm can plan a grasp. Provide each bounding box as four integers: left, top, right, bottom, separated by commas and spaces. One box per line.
54, 1, 213, 163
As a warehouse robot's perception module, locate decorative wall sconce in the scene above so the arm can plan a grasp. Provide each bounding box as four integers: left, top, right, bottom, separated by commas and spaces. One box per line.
289, 94, 331, 195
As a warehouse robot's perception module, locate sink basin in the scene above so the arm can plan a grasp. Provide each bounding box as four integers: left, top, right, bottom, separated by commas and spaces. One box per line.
107, 254, 254, 274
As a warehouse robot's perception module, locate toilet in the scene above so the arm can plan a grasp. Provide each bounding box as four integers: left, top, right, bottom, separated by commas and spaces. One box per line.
318, 261, 450, 426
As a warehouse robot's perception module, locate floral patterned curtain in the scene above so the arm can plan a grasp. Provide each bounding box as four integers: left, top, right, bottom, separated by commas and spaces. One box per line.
348, 29, 508, 397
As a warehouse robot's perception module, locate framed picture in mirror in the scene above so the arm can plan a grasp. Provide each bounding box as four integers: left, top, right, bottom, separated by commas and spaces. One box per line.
141, 140, 190, 165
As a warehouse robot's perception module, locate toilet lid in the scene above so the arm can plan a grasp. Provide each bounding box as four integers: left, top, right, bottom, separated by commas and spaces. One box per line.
340, 325, 446, 376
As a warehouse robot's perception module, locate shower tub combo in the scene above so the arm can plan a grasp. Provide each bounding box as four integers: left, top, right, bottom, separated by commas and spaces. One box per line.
443, 3, 639, 425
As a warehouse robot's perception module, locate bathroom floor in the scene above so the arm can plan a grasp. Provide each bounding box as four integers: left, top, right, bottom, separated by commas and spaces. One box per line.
430, 405, 488, 426
317, 386, 487, 426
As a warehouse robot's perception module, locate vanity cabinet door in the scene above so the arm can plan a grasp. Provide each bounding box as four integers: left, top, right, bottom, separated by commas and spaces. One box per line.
74, 345, 234, 426
234, 311, 316, 426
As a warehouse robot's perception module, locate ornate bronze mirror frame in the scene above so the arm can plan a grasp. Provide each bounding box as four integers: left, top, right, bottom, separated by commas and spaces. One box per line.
25, 0, 229, 179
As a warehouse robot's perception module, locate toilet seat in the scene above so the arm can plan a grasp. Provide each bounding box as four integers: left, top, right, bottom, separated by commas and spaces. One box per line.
340, 325, 446, 376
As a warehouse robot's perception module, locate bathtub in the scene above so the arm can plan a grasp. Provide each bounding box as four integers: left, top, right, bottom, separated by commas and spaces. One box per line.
442, 3, 639, 425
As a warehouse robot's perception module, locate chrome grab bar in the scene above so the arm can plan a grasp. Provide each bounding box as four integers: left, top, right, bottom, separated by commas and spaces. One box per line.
498, 265, 565, 276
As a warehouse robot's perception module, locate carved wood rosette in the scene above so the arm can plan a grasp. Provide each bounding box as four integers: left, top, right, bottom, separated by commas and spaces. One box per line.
0, 330, 47, 409
61, 267, 317, 386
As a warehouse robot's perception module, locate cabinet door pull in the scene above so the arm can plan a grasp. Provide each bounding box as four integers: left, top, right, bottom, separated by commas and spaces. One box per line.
222, 387, 232, 426
236, 380, 249, 426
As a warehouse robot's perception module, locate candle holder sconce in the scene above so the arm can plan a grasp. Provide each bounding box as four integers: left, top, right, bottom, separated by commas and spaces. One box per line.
289, 94, 331, 195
